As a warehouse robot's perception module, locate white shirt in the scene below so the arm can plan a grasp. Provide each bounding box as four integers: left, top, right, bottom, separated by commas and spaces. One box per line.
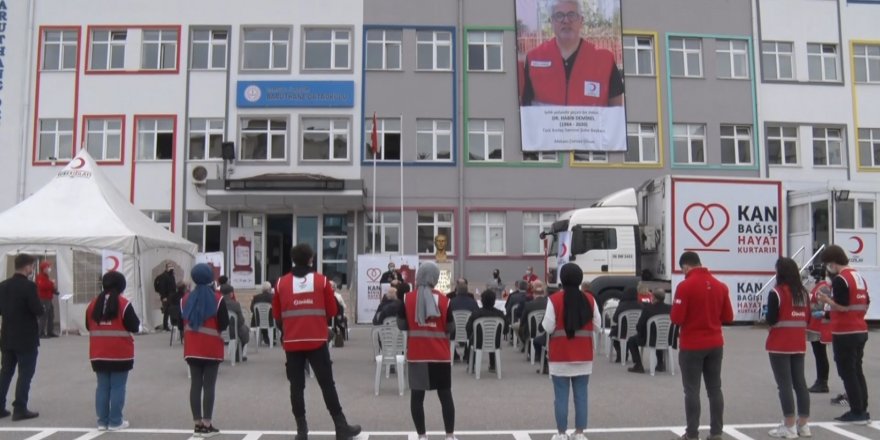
542, 295, 602, 377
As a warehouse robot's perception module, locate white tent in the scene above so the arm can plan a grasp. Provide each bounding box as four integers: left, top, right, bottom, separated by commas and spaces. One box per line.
0, 149, 197, 333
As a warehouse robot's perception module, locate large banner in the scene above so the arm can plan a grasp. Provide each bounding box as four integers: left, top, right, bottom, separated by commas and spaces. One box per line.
356, 254, 420, 324
228, 227, 255, 288
196, 252, 224, 283
516, 0, 627, 152
672, 273, 771, 322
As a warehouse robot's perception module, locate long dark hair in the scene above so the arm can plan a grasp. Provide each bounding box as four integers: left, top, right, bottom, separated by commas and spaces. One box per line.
92, 271, 127, 322
560, 263, 593, 338
775, 257, 808, 307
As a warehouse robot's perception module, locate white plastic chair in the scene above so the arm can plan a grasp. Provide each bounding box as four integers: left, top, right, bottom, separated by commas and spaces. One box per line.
641, 314, 674, 376
508, 303, 522, 349
450, 310, 472, 362
250, 303, 276, 353
526, 310, 545, 365
469, 317, 504, 379
374, 318, 406, 396
222, 312, 238, 366
601, 305, 617, 356
611, 309, 641, 365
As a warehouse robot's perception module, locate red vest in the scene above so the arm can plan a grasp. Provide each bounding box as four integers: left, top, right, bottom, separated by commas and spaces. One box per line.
548, 291, 595, 363
807, 281, 832, 344
405, 290, 451, 362
525, 39, 616, 106
183, 292, 225, 361
277, 272, 329, 351
830, 268, 869, 335
87, 295, 134, 361
765, 286, 808, 354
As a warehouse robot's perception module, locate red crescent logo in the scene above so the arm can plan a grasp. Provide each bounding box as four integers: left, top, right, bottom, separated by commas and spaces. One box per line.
850, 236, 864, 254
106, 256, 120, 271
560, 243, 568, 258
71, 158, 86, 169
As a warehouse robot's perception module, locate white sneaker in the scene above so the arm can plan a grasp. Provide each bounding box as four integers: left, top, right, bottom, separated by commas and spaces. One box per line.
97, 425, 108, 431
797, 424, 811, 437
571, 434, 589, 440
767, 423, 797, 439
108, 420, 129, 431
551, 434, 569, 440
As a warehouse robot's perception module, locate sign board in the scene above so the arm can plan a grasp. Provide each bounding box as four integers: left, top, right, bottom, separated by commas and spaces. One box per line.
356, 254, 420, 324
228, 228, 255, 288
196, 252, 224, 284
237, 81, 355, 108
834, 232, 877, 267
101, 249, 123, 273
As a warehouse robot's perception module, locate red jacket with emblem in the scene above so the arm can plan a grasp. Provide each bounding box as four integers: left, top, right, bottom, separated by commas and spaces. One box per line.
524, 38, 616, 106
404, 290, 451, 362
87, 295, 135, 362
765, 285, 809, 354
183, 292, 226, 361
273, 270, 336, 352
36, 272, 56, 301
830, 268, 869, 335
548, 291, 595, 363
671, 267, 734, 351
807, 280, 832, 344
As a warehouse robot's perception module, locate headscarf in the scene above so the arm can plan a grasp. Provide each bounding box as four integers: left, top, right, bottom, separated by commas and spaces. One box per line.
560, 263, 591, 338
415, 262, 441, 325
182, 264, 218, 330
91, 270, 127, 323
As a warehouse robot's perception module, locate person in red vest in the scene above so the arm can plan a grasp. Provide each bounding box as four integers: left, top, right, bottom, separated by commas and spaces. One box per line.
273, 244, 360, 440
35, 261, 58, 338
520, 0, 624, 107
182, 263, 229, 438
541, 263, 599, 440
765, 258, 812, 438
397, 261, 457, 440
85, 270, 140, 432
806, 266, 832, 394
817, 245, 871, 424
670, 251, 733, 440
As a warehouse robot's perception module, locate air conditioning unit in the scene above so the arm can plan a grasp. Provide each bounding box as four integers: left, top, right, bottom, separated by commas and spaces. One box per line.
190, 164, 217, 186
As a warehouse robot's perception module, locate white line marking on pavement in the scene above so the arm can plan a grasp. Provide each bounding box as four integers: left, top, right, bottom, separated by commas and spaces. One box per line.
724, 427, 756, 440
24, 430, 58, 440
869, 421, 880, 431
72, 431, 106, 440
512, 432, 532, 440
242, 433, 263, 440
819, 423, 874, 440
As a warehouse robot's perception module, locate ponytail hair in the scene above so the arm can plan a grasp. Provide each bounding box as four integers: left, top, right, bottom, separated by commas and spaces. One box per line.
92, 271, 127, 322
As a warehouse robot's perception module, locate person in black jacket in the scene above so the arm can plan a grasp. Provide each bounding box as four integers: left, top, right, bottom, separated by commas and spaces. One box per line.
153, 263, 177, 331
466, 289, 505, 371
250, 282, 274, 346
610, 286, 643, 363
505, 280, 530, 332
627, 289, 672, 373
518, 281, 548, 352
0, 254, 44, 420
373, 287, 402, 325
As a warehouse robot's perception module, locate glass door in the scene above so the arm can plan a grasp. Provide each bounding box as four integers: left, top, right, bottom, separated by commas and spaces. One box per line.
296, 216, 319, 272
239, 213, 265, 286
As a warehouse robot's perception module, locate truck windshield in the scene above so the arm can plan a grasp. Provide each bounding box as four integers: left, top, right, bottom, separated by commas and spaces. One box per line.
547, 233, 558, 256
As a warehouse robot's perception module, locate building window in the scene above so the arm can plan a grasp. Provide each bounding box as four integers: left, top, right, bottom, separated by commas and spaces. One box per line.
854, 44, 880, 84
572, 151, 608, 163
366, 212, 400, 254
467, 31, 502, 72
469, 212, 505, 255
85, 118, 123, 161
242, 27, 289, 70
858, 128, 880, 168
38, 119, 74, 161
716, 39, 749, 79
418, 211, 454, 255
186, 211, 221, 251
365, 118, 401, 161
141, 29, 177, 70
42, 30, 78, 71
143, 210, 172, 230
366, 29, 402, 70
761, 41, 794, 81
835, 200, 874, 230
720, 125, 752, 165
303, 28, 351, 70
240, 118, 287, 161
322, 215, 349, 286
625, 123, 658, 163
90, 30, 126, 70
812, 127, 843, 166
523, 212, 557, 255
302, 118, 349, 161
72, 250, 101, 304
417, 30, 452, 71
673, 124, 706, 164
191, 30, 227, 70
137, 118, 174, 160
523, 151, 558, 162
669, 37, 702, 78
766, 125, 799, 166
623, 35, 654, 76
416, 119, 452, 161
188, 118, 224, 160
807, 43, 838, 82
468, 119, 503, 161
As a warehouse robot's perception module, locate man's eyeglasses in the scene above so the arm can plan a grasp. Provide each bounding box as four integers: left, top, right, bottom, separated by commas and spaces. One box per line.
551, 11, 582, 22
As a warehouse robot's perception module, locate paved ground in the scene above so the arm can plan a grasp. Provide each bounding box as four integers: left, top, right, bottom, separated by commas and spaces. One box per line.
1, 325, 879, 439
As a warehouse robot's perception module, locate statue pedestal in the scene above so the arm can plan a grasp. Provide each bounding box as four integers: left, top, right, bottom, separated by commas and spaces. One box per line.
435, 261, 454, 294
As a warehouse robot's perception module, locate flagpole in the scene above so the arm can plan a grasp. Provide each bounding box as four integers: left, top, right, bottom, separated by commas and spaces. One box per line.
371, 147, 377, 255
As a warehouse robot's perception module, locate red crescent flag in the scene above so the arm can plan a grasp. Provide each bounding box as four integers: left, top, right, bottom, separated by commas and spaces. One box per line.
370, 112, 379, 156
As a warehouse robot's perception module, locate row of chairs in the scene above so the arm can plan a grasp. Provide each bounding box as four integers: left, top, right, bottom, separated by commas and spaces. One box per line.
602, 305, 678, 376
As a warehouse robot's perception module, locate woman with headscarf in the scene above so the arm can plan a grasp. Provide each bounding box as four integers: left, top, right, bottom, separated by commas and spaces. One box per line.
397, 262, 458, 440
541, 263, 600, 440
85, 270, 140, 431
182, 263, 229, 438
609, 285, 643, 363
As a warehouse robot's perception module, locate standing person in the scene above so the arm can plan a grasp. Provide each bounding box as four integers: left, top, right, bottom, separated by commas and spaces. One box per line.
153, 263, 176, 331
85, 271, 140, 431
670, 251, 733, 440
35, 261, 58, 338
273, 244, 360, 440
397, 262, 457, 440
765, 258, 811, 438
182, 263, 229, 438
806, 266, 832, 393
0, 254, 43, 421
488, 269, 504, 294
541, 263, 600, 440
817, 245, 870, 424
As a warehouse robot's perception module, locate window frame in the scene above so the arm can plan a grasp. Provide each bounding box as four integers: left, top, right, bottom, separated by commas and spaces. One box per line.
854, 44, 880, 84
365, 29, 402, 71
672, 123, 707, 165
469, 211, 506, 256
719, 125, 753, 165
135, 117, 176, 161
88, 29, 127, 71
241, 26, 291, 71
858, 127, 880, 168
300, 117, 351, 162
761, 41, 795, 81
416, 30, 453, 71
365, 117, 402, 161
190, 29, 228, 70
417, 211, 455, 256
188, 118, 225, 161
523, 151, 558, 162
37, 118, 74, 162
622, 35, 654, 76
467, 31, 503, 72
83, 115, 125, 163
669, 37, 703, 78
716, 39, 749, 80
834, 199, 875, 231
185, 211, 222, 252
766, 125, 799, 166
41, 29, 79, 71
143, 210, 172, 231
467, 119, 504, 162
624, 123, 659, 163
523, 212, 558, 255
365, 212, 401, 254
239, 116, 288, 161
416, 119, 453, 162
807, 43, 839, 82
572, 151, 609, 163
812, 126, 845, 167
141, 28, 179, 71
302, 27, 353, 71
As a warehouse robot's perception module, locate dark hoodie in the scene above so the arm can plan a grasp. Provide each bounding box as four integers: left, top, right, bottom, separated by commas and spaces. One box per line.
611, 286, 643, 338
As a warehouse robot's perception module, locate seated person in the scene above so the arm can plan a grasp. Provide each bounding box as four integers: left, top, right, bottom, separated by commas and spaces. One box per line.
610, 286, 643, 363
505, 280, 530, 333
465, 289, 506, 370
373, 287, 402, 325
250, 281, 275, 345
636, 282, 653, 304
330, 281, 348, 340
448, 285, 478, 361
627, 289, 672, 373
518, 280, 548, 353
220, 284, 250, 361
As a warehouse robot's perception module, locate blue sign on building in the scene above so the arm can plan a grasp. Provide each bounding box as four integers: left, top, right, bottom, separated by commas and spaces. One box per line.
237, 81, 355, 108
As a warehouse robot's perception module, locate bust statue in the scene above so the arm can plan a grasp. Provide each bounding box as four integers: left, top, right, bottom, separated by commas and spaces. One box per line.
434, 233, 449, 263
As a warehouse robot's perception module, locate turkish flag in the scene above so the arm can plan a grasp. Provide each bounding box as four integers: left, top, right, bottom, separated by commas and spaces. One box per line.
370, 112, 379, 157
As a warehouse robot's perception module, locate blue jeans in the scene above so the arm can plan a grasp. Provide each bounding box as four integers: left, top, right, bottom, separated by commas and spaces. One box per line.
95, 370, 129, 427
0, 349, 39, 411
551, 374, 590, 432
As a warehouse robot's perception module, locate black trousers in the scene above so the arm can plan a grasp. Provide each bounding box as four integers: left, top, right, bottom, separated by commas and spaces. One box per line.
679, 347, 724, 438
626, 336, 665, 369
285, 344, 343, 419
0, 349, 38, 411
810, 340, 829, 383
832, 333, 869, 415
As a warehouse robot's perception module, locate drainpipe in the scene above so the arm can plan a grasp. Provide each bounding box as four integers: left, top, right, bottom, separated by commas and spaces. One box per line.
17, 0, 39, 201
